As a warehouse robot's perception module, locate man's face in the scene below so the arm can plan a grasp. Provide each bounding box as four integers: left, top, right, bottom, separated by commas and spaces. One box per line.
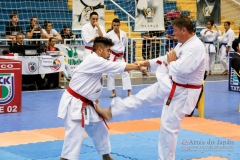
224, 23, 230, 30
11, 15, 18, 23
90, 15, 98, 26
206, 22, 212, 29
112, 22, 120, 32
16, 35, 24, 44
46, 23, 53, 31
49, 39, 56, 47
99, 45, 111, 59
173, 25, 185, 43
31, 18, 38, 26
64, 28, 70, 35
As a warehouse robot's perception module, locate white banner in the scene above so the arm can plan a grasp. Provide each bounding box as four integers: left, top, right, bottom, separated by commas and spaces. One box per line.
72, 0, 105, 30
134, 0, 165, 31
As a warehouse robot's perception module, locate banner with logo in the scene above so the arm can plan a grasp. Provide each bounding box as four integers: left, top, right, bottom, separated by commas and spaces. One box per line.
196, 0, 221, 27
20, 57, 39, 74
229, 52, 240, 92
134, 0, 165, 31
0, 58, 22, 114
39, 56, 65, 74
72, 0, 105, 30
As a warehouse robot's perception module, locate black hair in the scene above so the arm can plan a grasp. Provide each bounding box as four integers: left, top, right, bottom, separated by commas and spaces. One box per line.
30, 16, 38, 22
9, 12, 18, 19
112, 18, 120, 23
232, 39, 240, 52
172, 16, 194, 33
90, 11, 98, 18
44, 21, 52, 28
206, 19, 214, 26
224, 21, 231, 26
93, 37, 114, 51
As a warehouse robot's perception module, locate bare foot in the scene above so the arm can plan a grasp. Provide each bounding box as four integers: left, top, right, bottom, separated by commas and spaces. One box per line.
95, 104, 112, 120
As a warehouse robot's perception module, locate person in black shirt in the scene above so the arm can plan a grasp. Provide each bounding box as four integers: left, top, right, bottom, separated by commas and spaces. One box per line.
26, 16, 43, 44
232, 39, 240, 82
60, 26, 76, 44
5, 12, 24, 45
9, 33, 25, 56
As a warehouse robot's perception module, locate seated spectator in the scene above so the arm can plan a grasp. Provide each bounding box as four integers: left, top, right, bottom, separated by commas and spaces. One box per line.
60, 25, 76, 44
9, 33, 43, 90
42, 21, 62, 41
9, 33, 25, 56
5, 12, 24, 45
26, 16, 43, 44
45, 37, 72, 84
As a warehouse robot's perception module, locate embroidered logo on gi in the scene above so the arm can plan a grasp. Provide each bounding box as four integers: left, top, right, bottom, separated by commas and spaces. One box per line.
28, 62, 37, 73
0, 73, 14, 105
51, 59, 61, 71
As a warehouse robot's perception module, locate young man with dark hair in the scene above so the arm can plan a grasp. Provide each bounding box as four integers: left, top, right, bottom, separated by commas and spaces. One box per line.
82, 11, 106, 59
58, 37, 140, 160
110, 16, 206, 160
105, 18, 132, 98
5, 12, 24, 45
26, 16, 43, 44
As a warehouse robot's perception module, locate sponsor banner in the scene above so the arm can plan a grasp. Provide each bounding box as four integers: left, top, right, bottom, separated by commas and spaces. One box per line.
196, 0, 221, 27
0, 56, 65, 75
134, 0, 165, 31
39, 56, 65, 74
229, 52, 240, 92
0, 58, 22, 113
72, 0, 104, 30
20, 57, 39, 74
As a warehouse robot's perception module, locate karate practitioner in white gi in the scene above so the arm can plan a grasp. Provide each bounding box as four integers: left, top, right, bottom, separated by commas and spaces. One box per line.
110, 16, 206, 160
105, 18, 132, 98
200, 20, 220, 75
58, 37, 140, 160
219, 21, 235, 75
82, 11, 106, 60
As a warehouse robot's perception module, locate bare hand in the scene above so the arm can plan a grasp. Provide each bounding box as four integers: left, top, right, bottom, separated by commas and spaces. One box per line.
167, 49, 177, 64
134, 61, 145, 66
94, 22, 99, 27
139, 66, 148, 73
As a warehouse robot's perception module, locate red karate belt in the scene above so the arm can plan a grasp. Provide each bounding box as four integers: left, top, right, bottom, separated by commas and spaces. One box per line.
67, 87, 109, 129
85, 46, 93, 50
166, 81, 202, 106
111, 51, 124, 61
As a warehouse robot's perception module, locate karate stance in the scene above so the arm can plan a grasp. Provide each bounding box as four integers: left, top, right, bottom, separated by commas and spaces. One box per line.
219, 21, 235, 75
82, 11, 106, 60
109, 16, 206, 160
58, 37, 140, 160
200, 20, 220, 75
105, 18, 132, 98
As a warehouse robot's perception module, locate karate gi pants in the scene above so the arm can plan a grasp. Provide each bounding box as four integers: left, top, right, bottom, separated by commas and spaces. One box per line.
61, 105, 111, 160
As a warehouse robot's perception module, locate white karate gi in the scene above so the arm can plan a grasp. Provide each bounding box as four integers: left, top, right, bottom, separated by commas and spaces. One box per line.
200, 29, 220, 71
81, 22, 106, 60
111, 35, 206, 160
105, 30, 132, 92
219, 28, 235, 71
58, 52, 126, 160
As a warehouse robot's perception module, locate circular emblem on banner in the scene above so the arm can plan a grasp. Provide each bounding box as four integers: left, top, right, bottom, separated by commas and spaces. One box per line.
0, 73, 14, 105
51, 59, 61, 71
28, 62, 37, 73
